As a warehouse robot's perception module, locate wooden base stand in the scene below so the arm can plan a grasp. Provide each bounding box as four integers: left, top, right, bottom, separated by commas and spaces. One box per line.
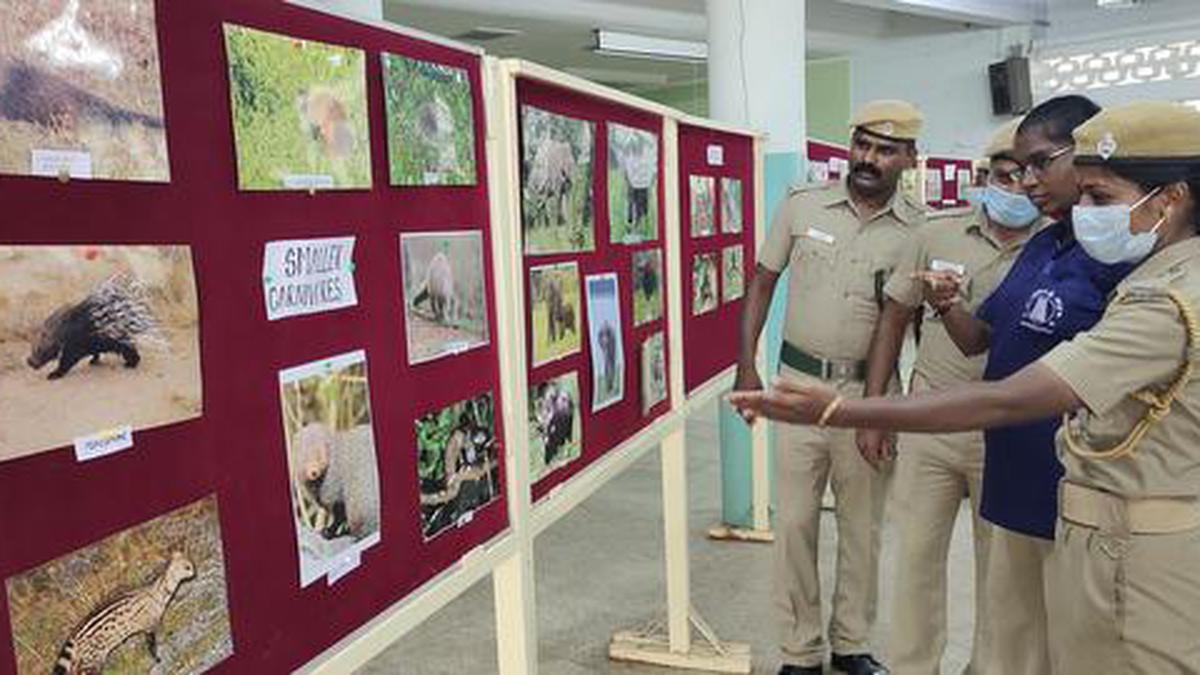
706, 523, 775, 543
609, 608, 752, 673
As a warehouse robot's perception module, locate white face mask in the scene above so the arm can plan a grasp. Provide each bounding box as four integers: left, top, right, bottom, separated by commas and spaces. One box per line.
1072, 187, 1165, 265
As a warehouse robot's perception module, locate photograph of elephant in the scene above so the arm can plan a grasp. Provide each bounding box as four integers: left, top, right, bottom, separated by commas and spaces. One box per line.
279, 350, 381, 587
689, 175, 715, 238
722, 245, 745, 303
721, 177, 743, 234
607, 122, 659, 244
529, 262, 581, 367
631, 248, 663, 326
400, 231, 490, 365
585, 273, 625, 412
520, 104, 595, 255
641, 331, 667, 414
528, 371, 581, 484
692, 252, 718, 316
5, 495, 233, 675
416, 392, 500, 540
0, 0, 169, 181
223, 23, 371, 191
0, 245, 201, 464
382, 53, 476, 186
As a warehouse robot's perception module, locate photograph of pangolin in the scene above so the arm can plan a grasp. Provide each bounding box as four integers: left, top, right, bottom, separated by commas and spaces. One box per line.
400, 231, 490, 365
416, 392, 500, 540
0, 245, 201, 463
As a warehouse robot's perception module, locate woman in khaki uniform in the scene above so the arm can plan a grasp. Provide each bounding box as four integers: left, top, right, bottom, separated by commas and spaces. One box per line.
731, 100, 1200, 674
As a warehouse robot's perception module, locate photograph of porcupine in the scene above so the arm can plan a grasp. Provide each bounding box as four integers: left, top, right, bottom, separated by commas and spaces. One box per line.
381, 52, 477, 187
278, 350, 381, 587
0, 0, 170, 181
399, 231, 490, 365
415, 392, 500, 541
222, 23, 371, 191
0, 244, 202, 463
528, 371, 581, 484
4, 495, 234, 675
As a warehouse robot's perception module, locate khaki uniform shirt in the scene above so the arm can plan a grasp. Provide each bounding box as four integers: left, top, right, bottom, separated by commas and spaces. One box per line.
1041, 237, 1200, 499
758, 180, 925, 360
884, 207, 1029, 390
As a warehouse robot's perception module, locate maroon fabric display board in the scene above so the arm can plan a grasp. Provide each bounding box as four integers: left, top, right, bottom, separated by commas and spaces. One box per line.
806, 139, 850, 181
518, 78, 673, 502
925, 156, 975, 209
0, 2, 508, 673
678, 124, 757, 394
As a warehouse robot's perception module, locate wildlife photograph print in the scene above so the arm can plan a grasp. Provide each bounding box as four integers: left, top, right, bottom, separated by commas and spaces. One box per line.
382, 52, 476, 186
520, 104, 595, 255
722, 245, 745, 303
0, 0, 169, 182
585, 273, 625, 412
689, 175, 715, 238
528, 371, 581, 484
400, 230, 489, 365
0, 245, 201, 463
4, 495, 233, 675
721, 177, 743, 234
223, 24, 371, 191
692, 252, 719, 316
631, 248, 663, 327
641, 331, 667, 415
279, 350, 382, 587
529, 262, 582, 367
416, 392, 500, 540
607, 122, 659, 244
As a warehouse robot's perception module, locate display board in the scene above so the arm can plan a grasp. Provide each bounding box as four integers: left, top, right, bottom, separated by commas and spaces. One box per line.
0, 2, 508, 673
678, 123, 758, 395
515, 76, 673, 502
924, 156, 975, 209
805, 139, 850, 185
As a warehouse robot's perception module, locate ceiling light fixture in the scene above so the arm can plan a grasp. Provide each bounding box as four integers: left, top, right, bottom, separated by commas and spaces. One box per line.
593, 29, 706, 63
1096, 0, 1142, 8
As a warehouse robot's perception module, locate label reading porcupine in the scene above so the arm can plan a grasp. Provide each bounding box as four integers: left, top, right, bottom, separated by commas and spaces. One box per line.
263, 236, 358, 321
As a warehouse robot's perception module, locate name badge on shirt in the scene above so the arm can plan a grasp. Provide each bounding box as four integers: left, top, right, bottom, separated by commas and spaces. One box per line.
930, 259, 966, 276
805, 227, 835, 245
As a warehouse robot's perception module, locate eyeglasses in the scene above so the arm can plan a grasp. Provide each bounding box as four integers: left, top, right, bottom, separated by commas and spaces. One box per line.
1012, 145, 1073, 182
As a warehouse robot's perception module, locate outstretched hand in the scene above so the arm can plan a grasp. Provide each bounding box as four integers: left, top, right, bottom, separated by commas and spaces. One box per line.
914, 270, 964, 314
728, 377, 838, 426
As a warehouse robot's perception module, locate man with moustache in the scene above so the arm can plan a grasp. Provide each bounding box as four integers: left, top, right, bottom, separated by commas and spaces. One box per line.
734, 100, 926, 675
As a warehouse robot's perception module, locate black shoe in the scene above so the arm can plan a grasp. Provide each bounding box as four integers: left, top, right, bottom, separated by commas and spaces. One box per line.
831, 653, 888, 675
779, 665, 823, 675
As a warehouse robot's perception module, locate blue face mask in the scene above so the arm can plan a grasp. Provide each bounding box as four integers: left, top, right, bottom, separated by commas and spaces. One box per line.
1072, 187, 1164, 265
972, 184, 1040, 229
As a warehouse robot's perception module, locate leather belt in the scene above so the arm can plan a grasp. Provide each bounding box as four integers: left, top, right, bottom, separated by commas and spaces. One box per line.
780, 341, 867, 382
1059, 481, 1200, 535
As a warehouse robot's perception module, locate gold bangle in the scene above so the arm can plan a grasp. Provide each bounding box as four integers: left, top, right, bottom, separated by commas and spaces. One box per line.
817, 395, 845, 427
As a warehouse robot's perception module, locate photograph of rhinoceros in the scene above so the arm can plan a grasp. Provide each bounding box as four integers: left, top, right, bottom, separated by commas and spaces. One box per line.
520, 104, 596, 255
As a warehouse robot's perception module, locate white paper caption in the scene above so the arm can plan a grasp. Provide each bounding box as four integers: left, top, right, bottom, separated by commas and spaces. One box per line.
326, 551, 362, 586
829, 157, 849, 176
31, 149, 93, 179
262, 236, 358, 321
706, 144, 725, 166
943, 164, 957, 180
74, 425, 133, 462
282, 174, 335, 190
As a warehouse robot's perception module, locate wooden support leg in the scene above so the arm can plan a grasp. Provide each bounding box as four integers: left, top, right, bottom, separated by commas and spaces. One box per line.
708, 412, 775, 544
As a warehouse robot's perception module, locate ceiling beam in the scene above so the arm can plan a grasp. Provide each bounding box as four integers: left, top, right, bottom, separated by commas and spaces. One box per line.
835, 0, 1041, 27
388, 0, 706, 38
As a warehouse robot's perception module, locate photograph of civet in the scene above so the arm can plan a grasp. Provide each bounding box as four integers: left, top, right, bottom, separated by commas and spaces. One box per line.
400, 231, 490, 365
0, 245, 201, 463
0, 0, 170, 181
4, 495, 233, 675
520, 104, 596, 255
416, 392, 500, 540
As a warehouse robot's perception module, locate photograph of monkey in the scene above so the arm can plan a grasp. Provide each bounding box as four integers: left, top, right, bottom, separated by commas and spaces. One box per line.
641, 331, 667, 415
722, 245, 745, 303
607, 122, 659, 244
520, 105, 596, 255
0, 0, 169, 181
721, 177, 743, 234
382, 53, 476, 186
223, 24, 371, 190
0, 245, 202, 464
692, 252, 719, 316
5, 495, 233, 675
585, 273, 625, 412
528, 371, 582, 484
416, 392, 500, 540
279, 350, 381, 587
631, 248, 663, 327
529, 262, 582, 367
400, 231, 490, 365
689, 175, 715, 238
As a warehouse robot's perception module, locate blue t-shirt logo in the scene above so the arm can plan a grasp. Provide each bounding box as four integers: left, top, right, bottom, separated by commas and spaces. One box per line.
1019, 288, 1064, 335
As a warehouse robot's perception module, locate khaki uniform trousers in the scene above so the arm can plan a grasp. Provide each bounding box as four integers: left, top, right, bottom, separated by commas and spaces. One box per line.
1045, 519, 1200, 674
775, 368, 888, 666
888, 399, 992, 675
983, 526, 1053, 675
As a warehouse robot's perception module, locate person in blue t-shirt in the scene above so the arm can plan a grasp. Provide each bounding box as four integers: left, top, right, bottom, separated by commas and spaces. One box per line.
919, 95, 1132, 675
